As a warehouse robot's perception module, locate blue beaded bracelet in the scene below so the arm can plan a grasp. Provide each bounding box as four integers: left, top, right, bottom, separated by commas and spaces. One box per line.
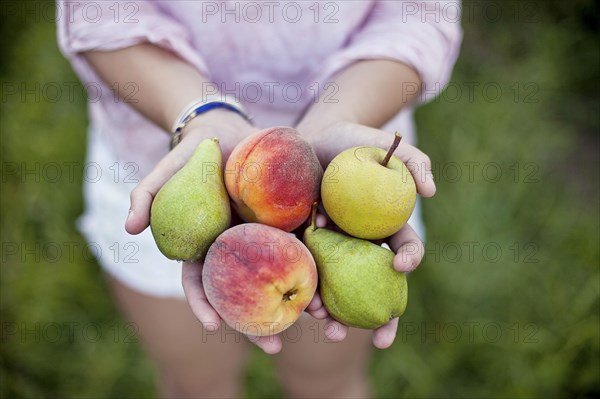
170, 99, 252, 149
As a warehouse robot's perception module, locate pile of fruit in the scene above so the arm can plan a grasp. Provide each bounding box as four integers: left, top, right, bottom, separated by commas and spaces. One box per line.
150, 126, 417, 336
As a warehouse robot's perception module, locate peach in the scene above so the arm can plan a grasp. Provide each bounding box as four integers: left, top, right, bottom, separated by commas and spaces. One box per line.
225, 127, 322, 232
202, 223, 318, 336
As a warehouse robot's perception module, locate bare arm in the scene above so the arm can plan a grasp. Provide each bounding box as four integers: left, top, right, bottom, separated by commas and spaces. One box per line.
83, 43, 255, 234
84, 42, 213, 132
82, 43, 288, 352
298, 59, 421, 131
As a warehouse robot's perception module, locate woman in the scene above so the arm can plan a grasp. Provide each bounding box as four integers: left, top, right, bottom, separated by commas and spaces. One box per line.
58, 1, 462, 397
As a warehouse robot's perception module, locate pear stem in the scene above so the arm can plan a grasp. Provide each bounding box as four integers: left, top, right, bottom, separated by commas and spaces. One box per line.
309, 202, 318, 231
381, 132, 402, 167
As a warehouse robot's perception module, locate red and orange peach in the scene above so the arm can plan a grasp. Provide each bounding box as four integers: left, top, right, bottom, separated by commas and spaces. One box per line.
202, 223, 318, 336
225, 127, 322, 232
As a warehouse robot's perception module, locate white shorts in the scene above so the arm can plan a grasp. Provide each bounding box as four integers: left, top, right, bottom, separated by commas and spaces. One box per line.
79, 114, 425, 299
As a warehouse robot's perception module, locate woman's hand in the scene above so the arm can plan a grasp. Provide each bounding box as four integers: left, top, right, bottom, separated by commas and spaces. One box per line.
298, 120, 434, 348
124, 111, 290, 353
125, 110, 256, 234
181, 260, 285, 354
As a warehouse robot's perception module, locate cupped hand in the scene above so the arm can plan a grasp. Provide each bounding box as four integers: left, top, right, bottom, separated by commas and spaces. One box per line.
298, 121, 432, 348
181, 260, 285, 354
124, 111, 290, 353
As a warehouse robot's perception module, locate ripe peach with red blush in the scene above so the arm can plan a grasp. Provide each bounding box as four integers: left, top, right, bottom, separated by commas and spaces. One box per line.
225, 127, 322, 231
202, 223, 318, 336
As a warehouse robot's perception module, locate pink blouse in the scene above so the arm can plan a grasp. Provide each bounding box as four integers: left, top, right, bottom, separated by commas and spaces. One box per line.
57, 0, 462, 176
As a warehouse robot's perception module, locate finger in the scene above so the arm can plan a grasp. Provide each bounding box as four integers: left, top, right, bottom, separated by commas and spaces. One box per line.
389, 224, 425, 273
308, 307, 329, 320
372, 317, 399, 349
306, 303, 329, 319
324, 318, 348, 342
307, 291, 323, 311
181, 261, 221, 331
246, 334, 283, 355
125, 141, 198, 234
305, 292, 327, 319
395, 143, 436, 198
316, 213, 328, 228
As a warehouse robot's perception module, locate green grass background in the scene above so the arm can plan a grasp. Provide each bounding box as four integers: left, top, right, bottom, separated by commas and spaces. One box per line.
1, 0, 598, 397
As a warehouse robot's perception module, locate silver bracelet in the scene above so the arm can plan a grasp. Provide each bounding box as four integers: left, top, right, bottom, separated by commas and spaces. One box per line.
170, 95, 252, 149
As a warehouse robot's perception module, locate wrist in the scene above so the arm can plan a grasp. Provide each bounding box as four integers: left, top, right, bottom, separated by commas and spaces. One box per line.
296, 107, 360, 139
180, 109, 257, 159
184, 108, 251, 132
181, 109, 255, 143
296, 118, 349, 144
170, 95, 253, 149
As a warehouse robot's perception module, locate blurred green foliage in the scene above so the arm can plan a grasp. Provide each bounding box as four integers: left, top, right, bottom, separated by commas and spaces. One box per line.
1, 0, 598, 398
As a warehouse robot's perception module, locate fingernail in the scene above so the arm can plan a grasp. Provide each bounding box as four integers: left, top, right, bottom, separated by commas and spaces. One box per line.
394, 253, 409, 272
426, 173, 435, 187
126, 209, 133, 224
408, 258, 417, 272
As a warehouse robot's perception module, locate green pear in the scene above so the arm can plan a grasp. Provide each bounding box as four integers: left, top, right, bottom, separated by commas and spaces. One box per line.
303, 205, 407, 329
321, 133, 416, 240
150, 138, 231, 261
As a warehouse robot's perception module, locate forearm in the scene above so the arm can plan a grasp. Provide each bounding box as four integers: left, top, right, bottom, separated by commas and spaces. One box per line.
297, 60, 421, 133
83, 43, 215, 133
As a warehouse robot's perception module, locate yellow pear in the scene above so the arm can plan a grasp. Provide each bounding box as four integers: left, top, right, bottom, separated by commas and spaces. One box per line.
321, 134, 416, 240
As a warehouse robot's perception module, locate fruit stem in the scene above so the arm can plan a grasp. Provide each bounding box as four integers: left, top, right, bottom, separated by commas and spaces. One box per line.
381, 132, 402, 167
310, 202, 318, 231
